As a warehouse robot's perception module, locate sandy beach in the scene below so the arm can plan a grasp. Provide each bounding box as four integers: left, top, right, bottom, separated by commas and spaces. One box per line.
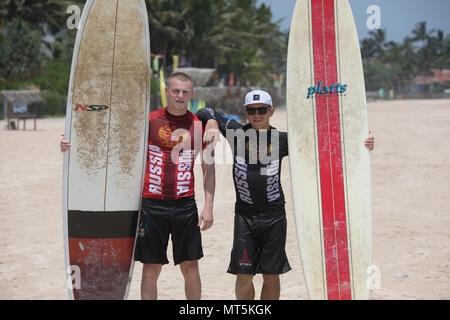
0, 99, 449, 300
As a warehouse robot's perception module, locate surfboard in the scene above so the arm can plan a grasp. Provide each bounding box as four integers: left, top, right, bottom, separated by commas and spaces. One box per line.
63, 0, 151, 300
286, 0, 372, 300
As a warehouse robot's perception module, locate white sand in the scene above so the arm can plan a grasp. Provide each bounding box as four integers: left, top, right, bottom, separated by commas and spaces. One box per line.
0, 99, 449, 299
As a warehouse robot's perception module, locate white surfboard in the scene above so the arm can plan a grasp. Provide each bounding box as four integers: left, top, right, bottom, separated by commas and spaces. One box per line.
287, 0, 372, 300
62, 0, 151, 300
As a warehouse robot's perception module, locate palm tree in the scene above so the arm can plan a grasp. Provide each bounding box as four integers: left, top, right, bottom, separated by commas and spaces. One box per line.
411, 22, 437, 89
0, 18, 42, 89
145, 0, 187, 67
179, 0, 228, 67
367, 28, 387, 57
411, 21, 435, 48
143, 0, 284, 85
439, 33, 450, 69
149, 0, 283, 83
428, 29, 449, 69
216, 0, 283, 85
361, 38, 377, 61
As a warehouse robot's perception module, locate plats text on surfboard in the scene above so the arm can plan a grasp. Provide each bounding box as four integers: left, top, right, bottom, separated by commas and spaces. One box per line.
307, 81, 348, 99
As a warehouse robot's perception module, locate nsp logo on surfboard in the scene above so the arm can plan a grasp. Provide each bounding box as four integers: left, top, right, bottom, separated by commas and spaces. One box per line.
74, 104, 109, 112
307, 81, 348, 99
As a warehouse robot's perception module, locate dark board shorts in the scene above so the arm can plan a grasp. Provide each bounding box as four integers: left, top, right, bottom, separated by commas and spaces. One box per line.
228, 208, 291, 275
134, 196, 203, 265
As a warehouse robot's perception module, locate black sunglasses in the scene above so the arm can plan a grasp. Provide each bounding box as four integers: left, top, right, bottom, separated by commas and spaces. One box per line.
245, 106, 271, 115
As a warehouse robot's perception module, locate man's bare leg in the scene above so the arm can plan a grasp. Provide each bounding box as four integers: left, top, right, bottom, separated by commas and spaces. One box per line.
261, 274, 280, 300
180, 260, 202, 300
141, 264, 162, 300
236, 274, 255, 300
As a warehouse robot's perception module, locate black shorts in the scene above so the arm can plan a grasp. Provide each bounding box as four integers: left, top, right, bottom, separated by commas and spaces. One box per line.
134, 196, 203, 265
227, 209, 291, 275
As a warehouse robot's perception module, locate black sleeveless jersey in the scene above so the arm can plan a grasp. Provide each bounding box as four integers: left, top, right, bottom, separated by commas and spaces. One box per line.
197, 108, 289, 214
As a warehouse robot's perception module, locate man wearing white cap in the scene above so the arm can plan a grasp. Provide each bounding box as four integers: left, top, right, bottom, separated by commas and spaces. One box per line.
197, 90, 374, 300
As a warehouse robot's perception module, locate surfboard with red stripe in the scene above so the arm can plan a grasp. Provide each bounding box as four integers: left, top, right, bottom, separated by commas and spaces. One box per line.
287, 0, 372, 300
63, 0, 151, 300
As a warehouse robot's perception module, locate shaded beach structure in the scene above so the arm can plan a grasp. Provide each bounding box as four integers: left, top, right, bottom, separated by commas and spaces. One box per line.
1, 90, 42, 130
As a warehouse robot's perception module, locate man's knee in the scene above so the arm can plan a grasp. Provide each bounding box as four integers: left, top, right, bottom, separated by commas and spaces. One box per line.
236, 274, 254, 288
180, 260, 200, 280
142, 264, 162, 280
262, 274, 280, 283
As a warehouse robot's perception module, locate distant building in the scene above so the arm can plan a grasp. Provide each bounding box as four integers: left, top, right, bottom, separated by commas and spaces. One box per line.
410, 69, 450, 93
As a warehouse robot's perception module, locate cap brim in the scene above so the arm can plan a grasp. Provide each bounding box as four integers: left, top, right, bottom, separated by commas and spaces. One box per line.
243, 102, 273, 107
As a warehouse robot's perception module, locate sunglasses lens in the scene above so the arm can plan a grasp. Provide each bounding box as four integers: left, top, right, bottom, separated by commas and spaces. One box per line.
258, 107, 268, 115
246, 107, 269, 115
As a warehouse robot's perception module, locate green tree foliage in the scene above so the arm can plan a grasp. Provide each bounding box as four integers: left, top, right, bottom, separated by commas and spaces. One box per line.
2, 1, 448, 101
146, 0, 286, 85
2, 0, 286, 91
2, 0, 288, 116
0, 18, 42, 88
216, 0, 286, 86
0, 0, 71, 33
361, 22, 450, 92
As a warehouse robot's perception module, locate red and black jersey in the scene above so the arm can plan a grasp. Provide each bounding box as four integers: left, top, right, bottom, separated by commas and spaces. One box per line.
142, 108, 205, 200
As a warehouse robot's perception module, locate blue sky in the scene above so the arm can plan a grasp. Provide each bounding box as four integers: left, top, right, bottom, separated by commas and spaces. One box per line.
256, 0, 450, 42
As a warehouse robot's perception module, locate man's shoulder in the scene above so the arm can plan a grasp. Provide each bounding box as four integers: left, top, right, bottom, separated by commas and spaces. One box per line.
149, 108, 197, 122
190, 111, 200, 121
270, 126, 287, 137
149, 108, 165, 121
269, 128, 288, 150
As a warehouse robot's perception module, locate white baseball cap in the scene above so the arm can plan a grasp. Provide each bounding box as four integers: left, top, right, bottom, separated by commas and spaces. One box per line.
243, 90, 273, 108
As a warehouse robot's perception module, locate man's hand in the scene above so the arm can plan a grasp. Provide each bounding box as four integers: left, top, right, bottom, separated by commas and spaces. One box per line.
364, 130, 375, 151
60, 134, 71, 153
203, 119, 220, 149
198, 206, 214, 231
